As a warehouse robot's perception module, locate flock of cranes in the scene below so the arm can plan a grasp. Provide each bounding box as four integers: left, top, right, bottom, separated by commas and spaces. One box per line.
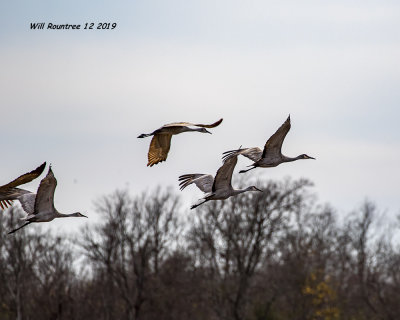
0, 115, 314, 233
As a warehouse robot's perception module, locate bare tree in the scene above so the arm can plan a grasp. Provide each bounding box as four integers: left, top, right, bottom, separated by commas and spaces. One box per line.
0, 208, 43, 320
0, 207, 77, 320
1, 184, 399, 320
32, 236, 77, 319
81, 187, 180, 320
187, 177, 313, 320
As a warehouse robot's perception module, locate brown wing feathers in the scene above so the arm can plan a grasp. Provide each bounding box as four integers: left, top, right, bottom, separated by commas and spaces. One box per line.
0, 162, 46, 210
0, 162, 46, 190
194, 118, 223, 128
141, 118, 222, 167
147, 134, 172, 167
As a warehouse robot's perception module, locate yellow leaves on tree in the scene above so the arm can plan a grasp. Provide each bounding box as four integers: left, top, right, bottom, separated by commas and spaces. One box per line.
302, 271, 340, 320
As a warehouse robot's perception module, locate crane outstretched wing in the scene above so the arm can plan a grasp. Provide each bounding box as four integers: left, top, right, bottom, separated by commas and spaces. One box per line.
193, 118, 223, 128
0, 162, 46, 190
162, 122, 192, 128
147, 134, 173, 167
163, 118, 223, 128
18, 193, 36, 215
262, 116, 291, 159
0, 188, 30, 210
34, 167, 57, 214
213, 155, 238, 192
178, 174, 214, 193
222, 147, 263, 163
0, 162, 46, 210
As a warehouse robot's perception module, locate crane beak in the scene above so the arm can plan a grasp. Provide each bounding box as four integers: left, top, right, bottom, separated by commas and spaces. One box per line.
255, 187, 263, 192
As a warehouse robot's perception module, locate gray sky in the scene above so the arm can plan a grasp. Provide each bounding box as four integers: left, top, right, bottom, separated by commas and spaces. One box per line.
1, 0, 399, 232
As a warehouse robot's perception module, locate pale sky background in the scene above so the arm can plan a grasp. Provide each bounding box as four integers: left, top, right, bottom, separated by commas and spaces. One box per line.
1, 0, 399, 232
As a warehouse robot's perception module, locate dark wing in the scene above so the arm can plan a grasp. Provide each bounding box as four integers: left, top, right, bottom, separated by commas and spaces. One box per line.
0, 162, 45, 210
222, 147, 263, 163
147, 134, 173, 167
0, 188, 30, 211
178, 174, 214, 193
0, 162, 46, 190
212, 155, 238, 192
262, 116, 291, 159
194, 118, 223, 128
34, 167, 57, 214
162, 118, 223, 129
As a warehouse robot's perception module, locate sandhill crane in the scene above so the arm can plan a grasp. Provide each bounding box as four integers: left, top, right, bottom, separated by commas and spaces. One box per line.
222, 115, 315, 173
138, 118, 223, 167
0, 162, 46, 210
8, 166, 87, 234
179, 154, 262, 209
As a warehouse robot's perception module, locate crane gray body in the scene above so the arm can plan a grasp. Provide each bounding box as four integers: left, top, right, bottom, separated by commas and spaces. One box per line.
6, 166, 87, 234
179, 154, 262, 209
222, 116, 315, 173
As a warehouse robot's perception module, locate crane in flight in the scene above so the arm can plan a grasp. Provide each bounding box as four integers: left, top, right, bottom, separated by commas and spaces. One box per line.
138, 118, 223, 167
6, 166, 87, 234
222, 116, 315, 173
179, 154, 262, 209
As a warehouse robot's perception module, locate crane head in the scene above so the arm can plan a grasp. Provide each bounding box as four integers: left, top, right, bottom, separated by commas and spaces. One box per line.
301, 154, 315, 160
72, 212, 88, 218
200, 128, 212, 134
249, 186, 263, 192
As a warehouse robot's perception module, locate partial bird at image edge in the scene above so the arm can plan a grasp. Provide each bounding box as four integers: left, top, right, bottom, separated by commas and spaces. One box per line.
0, 162, 46, 210
8, 165, 87, 234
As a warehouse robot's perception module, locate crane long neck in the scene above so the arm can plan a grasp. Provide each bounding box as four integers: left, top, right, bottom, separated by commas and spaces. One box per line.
232, 188, 251, 196
57, 212, 76, 218
283, 155, 303, 162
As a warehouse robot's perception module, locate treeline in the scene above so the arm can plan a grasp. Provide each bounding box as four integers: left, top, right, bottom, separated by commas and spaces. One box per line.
0, 178, 399, 320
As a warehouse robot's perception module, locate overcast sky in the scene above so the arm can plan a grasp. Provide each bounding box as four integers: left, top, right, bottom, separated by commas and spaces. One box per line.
1, 0, 399, 232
